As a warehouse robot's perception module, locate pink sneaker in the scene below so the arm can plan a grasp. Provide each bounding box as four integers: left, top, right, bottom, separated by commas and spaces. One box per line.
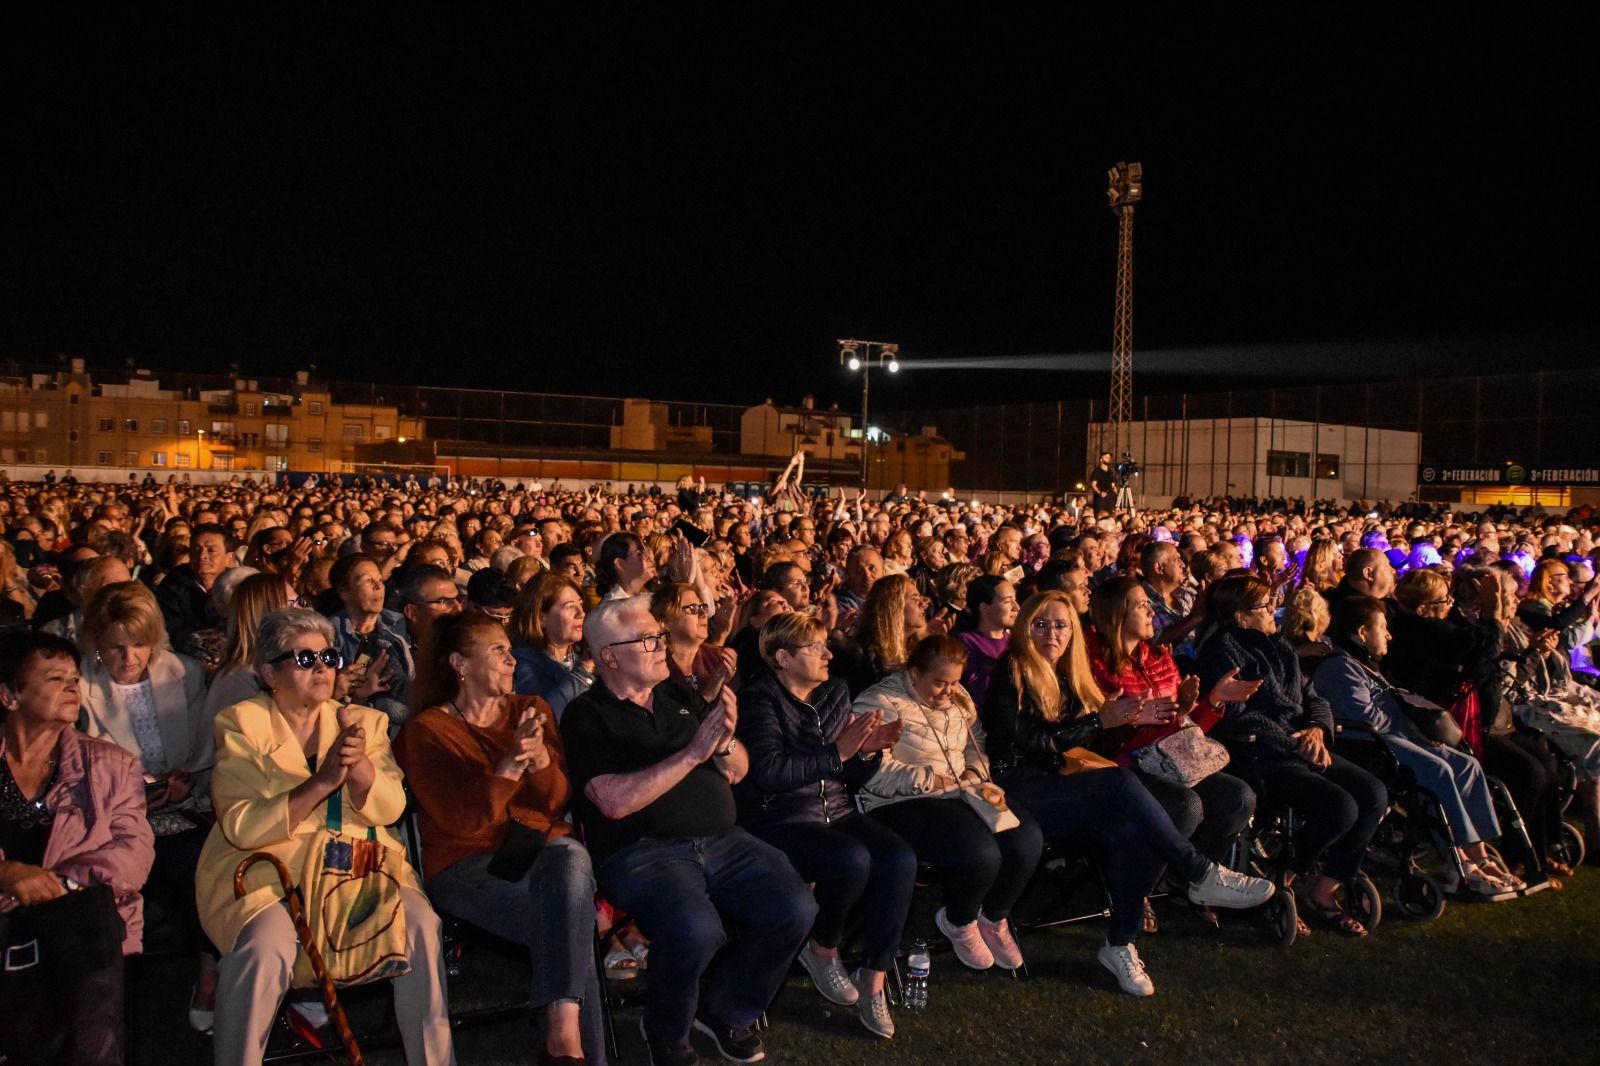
977, 913, 1024, 970
934, 907, 994, 970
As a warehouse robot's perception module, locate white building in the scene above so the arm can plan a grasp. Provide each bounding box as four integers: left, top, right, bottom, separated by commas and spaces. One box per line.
1089, 417, 1419, 504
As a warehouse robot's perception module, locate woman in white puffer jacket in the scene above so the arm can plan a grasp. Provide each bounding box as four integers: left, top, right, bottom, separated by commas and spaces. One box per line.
852, 635, 1043, 973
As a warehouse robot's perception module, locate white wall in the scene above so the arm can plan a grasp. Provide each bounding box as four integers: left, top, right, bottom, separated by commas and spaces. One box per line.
1089, 418, 1420, 504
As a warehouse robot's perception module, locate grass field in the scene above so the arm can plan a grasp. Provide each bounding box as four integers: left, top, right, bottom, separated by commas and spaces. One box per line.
131, 866, 1600, 1065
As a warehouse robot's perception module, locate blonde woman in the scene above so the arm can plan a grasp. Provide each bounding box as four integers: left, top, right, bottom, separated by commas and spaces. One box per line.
980, 591, 1274, 996
1282, 585, 1334, 677
77, 581, 217, 1028
1300, 540, 1343, 594
846, 574, 933, 693
203, 572, 291, 721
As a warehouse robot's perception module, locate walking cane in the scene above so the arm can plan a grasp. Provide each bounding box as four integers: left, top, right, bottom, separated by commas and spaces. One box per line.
234, 852, 366, 1066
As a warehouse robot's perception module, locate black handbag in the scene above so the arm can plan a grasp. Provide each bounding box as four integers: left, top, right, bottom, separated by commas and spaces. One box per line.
0, 883, 127, 1066
1395, 689, 1465, 748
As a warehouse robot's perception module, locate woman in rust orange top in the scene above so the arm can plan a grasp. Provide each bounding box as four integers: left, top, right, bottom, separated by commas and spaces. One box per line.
397, 612, 602, 1066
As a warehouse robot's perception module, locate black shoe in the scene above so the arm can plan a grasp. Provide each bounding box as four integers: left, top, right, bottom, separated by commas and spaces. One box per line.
692, 1012, 765, 1063
640, 1019, 698, 1066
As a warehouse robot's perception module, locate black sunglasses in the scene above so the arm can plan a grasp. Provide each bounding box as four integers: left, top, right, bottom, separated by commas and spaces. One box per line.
269, 648, 345, 670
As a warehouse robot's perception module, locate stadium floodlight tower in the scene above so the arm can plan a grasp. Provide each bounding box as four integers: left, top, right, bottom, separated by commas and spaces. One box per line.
1106, 161, 1143, 460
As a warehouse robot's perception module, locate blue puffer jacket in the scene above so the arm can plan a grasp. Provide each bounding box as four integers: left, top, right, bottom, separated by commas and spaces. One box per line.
735, 669, 861, 827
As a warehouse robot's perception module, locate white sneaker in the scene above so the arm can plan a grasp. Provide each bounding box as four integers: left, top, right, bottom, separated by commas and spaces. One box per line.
934, 907, 994, 970
797, 942, 858, 1005
851, 969, 894, 1039
976, 913, 1025, 970
1097, 941, 1155, 997
1187, 861, 1276, 910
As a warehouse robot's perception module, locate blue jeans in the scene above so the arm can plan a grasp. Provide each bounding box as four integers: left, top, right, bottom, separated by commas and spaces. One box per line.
426, 835, 606, 1065
993, 766, 1210, 946
751, 814, 917, 972
598, 830, 817, 1043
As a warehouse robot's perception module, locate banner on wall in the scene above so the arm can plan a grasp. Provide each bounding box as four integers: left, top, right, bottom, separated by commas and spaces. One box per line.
1419, 464, 1600, 487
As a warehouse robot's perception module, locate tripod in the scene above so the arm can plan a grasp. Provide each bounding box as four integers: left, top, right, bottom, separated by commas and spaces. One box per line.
1114, 483, 1136, 511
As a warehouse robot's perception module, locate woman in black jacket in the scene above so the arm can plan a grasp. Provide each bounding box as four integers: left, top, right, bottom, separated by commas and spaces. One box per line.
981, 591, 1275, 997
734, 613, 914, 1039
1198, 576, 1388, 936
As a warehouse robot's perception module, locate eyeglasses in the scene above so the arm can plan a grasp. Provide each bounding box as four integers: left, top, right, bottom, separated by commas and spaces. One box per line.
1244, 603, 1274, 614
269, 647, 344, 670
680, 603, 711, 617
1419, 596, 1454, 608
605, 631, 668, 653
1031, 619, 1073, 632
414, 593, 464, 608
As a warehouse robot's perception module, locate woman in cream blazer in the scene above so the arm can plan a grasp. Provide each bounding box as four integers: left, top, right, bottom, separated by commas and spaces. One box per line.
196, 608, 453, 1066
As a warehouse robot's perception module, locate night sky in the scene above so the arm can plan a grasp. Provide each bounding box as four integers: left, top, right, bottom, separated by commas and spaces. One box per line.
8, 11, 1595, 412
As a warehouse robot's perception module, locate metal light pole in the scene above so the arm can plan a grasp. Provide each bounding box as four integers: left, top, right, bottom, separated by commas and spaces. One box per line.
1106, 161, 1142, 459
837, 339, 900, 488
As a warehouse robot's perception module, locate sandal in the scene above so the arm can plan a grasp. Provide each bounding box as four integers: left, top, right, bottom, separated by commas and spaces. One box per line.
1294, 913, 1313, 938
1546, 857, 1575, 878
603, 938, 641, 981
1300, 897, 1367, 937
1142, 897, 1159, 934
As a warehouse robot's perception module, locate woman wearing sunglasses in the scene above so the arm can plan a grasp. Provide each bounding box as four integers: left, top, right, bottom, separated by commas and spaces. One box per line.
196, 608, 453, 1065
651, 583, 736, 703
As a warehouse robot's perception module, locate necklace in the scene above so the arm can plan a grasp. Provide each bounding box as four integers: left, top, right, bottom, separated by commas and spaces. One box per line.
0, 752, 57, 829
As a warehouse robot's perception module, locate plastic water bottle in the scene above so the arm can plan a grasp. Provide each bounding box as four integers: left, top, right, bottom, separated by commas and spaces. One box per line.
903, 939, 931, 1012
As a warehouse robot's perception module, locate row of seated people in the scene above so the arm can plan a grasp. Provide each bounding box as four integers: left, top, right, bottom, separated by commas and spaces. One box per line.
5, 494, 1597, 1065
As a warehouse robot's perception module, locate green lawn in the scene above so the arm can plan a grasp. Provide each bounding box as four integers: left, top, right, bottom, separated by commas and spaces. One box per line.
132, 870, 1600, 1065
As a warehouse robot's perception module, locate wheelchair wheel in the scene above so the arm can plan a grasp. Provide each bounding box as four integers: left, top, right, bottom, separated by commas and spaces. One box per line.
1337, 872, 1383, 933
1393, 872, 1446, 922
1265, 890, 1298, 949
1550, 820, 1587, 869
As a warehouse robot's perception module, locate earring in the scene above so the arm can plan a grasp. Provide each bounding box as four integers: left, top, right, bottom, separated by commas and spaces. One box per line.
95, 651, 103, 665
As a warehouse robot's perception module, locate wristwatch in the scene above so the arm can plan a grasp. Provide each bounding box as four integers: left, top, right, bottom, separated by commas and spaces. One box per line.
716, 739, 738, 758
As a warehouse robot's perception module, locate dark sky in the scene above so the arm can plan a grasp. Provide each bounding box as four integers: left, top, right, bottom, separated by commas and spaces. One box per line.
8, 10, 1595, 412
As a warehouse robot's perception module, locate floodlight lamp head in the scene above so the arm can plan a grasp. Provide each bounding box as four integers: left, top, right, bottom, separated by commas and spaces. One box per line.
848, 356, 861, 371
887, 359, 899, 373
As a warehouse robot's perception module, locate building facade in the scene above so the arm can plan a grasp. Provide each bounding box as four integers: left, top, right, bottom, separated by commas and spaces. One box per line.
0, 362, 421, 474
1087, 417, 1420, 505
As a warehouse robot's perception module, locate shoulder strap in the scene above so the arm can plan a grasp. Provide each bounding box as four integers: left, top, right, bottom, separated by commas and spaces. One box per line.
324, 783, 377, 841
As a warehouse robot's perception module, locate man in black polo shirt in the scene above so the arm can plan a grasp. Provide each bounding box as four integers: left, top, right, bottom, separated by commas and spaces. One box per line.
560, 596, 816, 1066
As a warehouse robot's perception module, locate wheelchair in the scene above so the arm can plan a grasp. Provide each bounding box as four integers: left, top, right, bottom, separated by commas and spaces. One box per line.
1506, 721, 1589, 871
1331, 719, 1555, 919
1222, 734, 1380, 947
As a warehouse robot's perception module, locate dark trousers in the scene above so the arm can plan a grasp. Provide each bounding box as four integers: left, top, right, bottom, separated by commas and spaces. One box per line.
1483, 731, 1562, 861
1258, 754, 1387, 881
598, 830, 817, 1043
994, 766, 1209, 946
1136, 770, 1257, 865
751, 813, 918, 973
867, 795, 1044, 926
151, 823, 217, 956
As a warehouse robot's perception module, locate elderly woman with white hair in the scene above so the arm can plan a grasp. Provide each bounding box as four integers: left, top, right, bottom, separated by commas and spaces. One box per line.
196, 608, 453, 1065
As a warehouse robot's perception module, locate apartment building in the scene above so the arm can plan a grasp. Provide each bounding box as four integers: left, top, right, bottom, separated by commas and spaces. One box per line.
0, 361, 422, 474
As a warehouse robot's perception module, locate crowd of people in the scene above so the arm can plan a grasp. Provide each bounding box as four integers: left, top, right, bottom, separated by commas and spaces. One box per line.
3, 464, 1598, 1066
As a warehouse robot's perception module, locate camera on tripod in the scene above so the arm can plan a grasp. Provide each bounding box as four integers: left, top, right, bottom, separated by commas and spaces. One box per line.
1114, 452, 1140, 486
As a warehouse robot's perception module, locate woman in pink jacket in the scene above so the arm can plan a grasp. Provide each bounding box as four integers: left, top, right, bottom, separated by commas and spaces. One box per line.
0, 630, 155, 1066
